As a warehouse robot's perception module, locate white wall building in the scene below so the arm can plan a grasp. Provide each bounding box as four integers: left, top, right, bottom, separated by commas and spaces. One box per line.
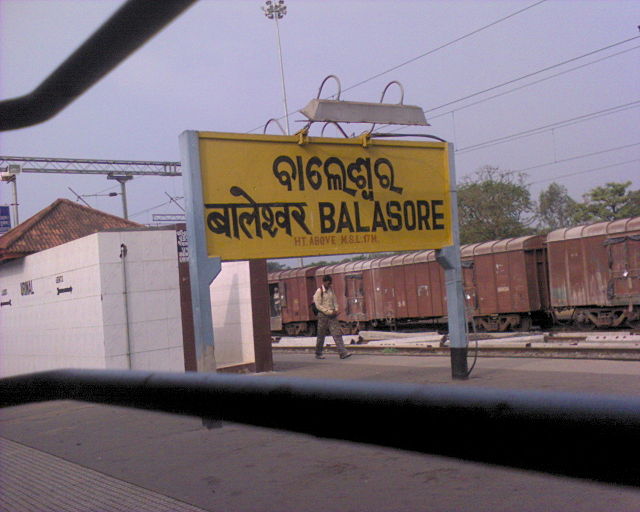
0, 228, 256, 377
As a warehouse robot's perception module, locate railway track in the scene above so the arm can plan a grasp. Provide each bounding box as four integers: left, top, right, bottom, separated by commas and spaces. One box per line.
272, 330, 640, 360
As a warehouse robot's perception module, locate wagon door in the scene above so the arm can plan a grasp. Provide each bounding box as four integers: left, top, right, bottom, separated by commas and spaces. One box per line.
461, 260, 477, 315
474, 256, 497, 314
269, 282, 282, 331
494, 252, 518, 312
379, 266, 397, 326
393, 265, 408, 319
607, 235, 640, 304
566, 239, 588, 305
534, 248, 550, 310
306, 275, 318, 318
345, 274, 366, 322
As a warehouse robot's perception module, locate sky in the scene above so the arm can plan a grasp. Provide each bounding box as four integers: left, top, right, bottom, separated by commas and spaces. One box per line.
1, 0, 638, 265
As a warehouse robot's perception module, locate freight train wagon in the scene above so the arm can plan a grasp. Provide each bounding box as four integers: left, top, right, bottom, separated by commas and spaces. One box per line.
546, 216, 640, 329
460, 234, 550, 332
269, 216, 640, 335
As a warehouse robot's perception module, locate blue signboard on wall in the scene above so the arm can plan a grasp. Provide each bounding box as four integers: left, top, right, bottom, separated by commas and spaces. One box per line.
0, 205, 11, 233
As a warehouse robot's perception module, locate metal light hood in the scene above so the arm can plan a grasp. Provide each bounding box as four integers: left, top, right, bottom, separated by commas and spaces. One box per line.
300, 98, 429, 126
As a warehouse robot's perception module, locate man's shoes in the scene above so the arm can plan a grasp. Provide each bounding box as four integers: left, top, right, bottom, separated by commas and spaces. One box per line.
340, 352, 352, 359
315, 354, 326, 359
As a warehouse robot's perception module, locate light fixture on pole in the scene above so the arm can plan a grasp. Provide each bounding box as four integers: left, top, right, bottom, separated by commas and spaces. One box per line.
107, 174, 133, 219
262, 0, 290, 135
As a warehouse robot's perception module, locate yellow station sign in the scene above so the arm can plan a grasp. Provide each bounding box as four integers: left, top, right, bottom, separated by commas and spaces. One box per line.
198, 131, 452, 260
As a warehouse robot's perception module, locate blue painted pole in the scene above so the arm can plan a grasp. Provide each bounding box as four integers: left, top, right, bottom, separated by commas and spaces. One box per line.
436, 143, 469, 379
180, 130, 220, 372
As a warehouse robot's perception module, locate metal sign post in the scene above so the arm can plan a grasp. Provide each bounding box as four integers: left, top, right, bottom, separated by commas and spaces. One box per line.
436, 144, 468, 379
180, 131, 221, 372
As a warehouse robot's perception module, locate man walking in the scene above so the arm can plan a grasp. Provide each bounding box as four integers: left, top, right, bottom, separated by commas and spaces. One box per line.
313, 275, 352, 360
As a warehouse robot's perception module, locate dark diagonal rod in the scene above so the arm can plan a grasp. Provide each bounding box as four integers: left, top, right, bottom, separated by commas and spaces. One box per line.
0, 0, 197, 131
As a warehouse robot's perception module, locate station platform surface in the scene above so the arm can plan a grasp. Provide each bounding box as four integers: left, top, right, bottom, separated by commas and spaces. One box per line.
2, 353, 640, 511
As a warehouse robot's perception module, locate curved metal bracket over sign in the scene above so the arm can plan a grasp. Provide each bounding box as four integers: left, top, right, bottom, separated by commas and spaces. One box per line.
380, 80, 405, 105
315, 75, 347, 136
263, 118, 288, 135
371, 80, 407, 133
320, 122, 349, 138
316, 74, 342, 100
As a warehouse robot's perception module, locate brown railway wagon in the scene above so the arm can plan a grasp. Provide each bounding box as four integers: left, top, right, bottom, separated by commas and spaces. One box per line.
461, 235, 550, 331
546, 216, 640, 329
368, 251, 447, 329
268, 267, 319, 336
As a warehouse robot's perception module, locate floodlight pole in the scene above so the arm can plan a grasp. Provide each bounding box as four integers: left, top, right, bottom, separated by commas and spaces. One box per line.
262, 0, 290, 135
9, 175, 19, 226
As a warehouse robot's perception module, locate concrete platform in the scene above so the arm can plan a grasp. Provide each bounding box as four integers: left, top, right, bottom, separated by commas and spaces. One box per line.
2, 354, 640, 511
0, 437, 208, 512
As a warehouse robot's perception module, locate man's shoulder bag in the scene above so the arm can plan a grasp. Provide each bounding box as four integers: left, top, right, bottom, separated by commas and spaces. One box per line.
311, 288, 322, 316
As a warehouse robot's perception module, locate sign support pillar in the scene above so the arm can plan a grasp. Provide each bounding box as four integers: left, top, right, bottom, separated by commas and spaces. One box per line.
180, 131, 220, 372
436, 144, 468, 380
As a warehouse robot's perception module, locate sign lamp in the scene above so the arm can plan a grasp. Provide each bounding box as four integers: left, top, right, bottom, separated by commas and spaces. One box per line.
299, 76, 429, 127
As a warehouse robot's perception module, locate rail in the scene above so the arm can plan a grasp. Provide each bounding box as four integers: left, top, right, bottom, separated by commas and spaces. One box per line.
1, 368, 639, 487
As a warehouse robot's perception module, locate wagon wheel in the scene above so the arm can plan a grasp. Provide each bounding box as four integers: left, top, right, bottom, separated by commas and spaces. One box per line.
284, 324, 296, 336
346, 321, 360, 335
626, 317, 640, 331
552, 312, 573, 331
573, 318, 596, 331
305, 322, 317, 337
517, 316, 532, 332
340, 321, 353, 335
470, 317, 487, 333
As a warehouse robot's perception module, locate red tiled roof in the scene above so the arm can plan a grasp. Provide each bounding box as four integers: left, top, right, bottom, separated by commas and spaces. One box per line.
0, 198, 143, 261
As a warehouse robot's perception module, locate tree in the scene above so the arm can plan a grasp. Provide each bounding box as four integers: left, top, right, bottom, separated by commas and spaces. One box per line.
457, 166, 535, 244
536, 182, 577, 231
571, 181, 640, 223
267, 260, 290, 273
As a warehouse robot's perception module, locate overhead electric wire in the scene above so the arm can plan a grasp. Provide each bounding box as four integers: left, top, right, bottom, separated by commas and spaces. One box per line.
424, 35, 640, 116
514, 142, 640, 173
129, 199, 173, 219
455, 100, 640, 153
338, 0, 548, 96
528, 159, 640, 186
431, 44, 640, 124
380, 39, 640, 132
95, 183, 121, 194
